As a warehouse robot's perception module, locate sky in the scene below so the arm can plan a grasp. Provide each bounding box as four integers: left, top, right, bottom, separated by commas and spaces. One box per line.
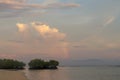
0, 0, 120, 62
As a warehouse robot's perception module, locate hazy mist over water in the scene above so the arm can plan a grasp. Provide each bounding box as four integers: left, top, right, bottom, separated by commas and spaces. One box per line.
24, 67, 120, 80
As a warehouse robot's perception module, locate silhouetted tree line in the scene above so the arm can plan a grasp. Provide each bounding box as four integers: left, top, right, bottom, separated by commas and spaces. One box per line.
0, 59, 59, 70
28, 59, 59, 69
0, 59, 25, 69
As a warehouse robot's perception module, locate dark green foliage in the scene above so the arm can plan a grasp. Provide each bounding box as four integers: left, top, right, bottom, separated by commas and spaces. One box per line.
28, 59, 59, 69
48, 60, 59, 69
28, 59, 44, 69
0, 59, 25, 69
49, 60, 59, 66
0, 58, 59, 70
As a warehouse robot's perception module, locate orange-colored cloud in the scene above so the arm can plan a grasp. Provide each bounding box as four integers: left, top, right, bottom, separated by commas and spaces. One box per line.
0, 0, 26, 4
32, 22, 66, 39
16, 23, 28, 32
0, 0, 80, 18
0, 0, 80, 10
0, 0, 26, 9
14, 22, 69, 59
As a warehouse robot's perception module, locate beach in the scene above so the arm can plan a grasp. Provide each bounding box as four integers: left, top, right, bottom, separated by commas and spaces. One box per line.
0, 70, 28, 80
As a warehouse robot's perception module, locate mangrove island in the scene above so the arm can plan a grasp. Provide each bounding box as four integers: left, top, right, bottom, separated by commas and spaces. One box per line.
0, 59, 25, 69
28, 59, 59, 69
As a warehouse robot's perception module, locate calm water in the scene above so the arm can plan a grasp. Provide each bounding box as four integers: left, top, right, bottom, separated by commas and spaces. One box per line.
24, 67, 120, 80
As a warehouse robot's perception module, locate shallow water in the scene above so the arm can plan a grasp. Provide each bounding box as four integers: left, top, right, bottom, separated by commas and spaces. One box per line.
24, 67, 120, 80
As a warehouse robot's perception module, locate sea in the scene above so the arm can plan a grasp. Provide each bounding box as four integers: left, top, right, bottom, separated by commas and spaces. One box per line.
24, 66, 120, 80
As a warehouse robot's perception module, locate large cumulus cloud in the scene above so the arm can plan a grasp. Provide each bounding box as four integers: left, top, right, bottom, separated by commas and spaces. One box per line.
0, 22, 69, 60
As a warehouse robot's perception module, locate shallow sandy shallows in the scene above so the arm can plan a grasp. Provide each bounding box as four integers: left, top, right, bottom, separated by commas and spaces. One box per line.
0, 70, 28, 80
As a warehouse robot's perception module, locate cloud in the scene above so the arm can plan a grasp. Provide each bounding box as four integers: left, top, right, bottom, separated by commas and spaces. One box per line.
0, 0, 26, 3
0, 0, 80, 18
32, 22, 66, 39
0, 0, 26, 9
7, 22, 69, 59
16, 23, 28, 32
42, 0, 58, 6
71, 36, 120, 50
41, 0, 80, 8
69, 36, 120, 60
104, 16, 115, 26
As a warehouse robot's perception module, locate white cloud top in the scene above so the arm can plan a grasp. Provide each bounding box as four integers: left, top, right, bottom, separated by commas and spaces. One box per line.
16, 23, 28, 32
14, 22, 69, 59
32, 22, 66, 39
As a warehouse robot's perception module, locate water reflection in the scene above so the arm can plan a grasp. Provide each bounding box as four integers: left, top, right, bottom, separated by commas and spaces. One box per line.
24, 67, 69, 80
24, 67, 120, 80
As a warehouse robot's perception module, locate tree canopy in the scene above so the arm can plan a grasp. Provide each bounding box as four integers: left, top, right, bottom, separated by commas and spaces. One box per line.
0, 59, 25, 69
28, 59, 59, 69
0, 58, 59, 70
